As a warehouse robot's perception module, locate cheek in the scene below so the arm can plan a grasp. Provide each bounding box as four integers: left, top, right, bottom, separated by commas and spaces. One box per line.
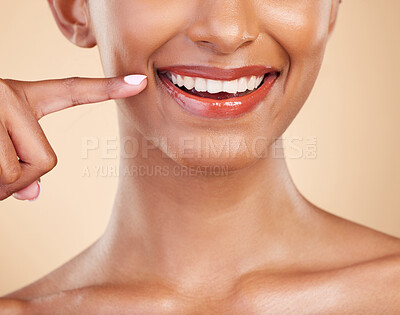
258, 1, 332, 138
91, 0, 194, 76
261, 1, 331, 57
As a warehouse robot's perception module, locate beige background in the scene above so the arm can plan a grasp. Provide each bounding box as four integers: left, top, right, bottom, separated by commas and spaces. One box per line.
0, 1, 399, 295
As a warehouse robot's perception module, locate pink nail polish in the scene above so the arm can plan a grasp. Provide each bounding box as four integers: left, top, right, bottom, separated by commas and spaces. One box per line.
28, 181, 41, 202
11, 192, 23, 200
124, 74, 147, 86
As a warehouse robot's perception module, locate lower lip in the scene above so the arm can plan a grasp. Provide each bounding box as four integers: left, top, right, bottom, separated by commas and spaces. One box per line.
158, 72, 278, 119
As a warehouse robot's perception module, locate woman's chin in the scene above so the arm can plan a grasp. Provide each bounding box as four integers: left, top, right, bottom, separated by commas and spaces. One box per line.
167, 149, 266, 175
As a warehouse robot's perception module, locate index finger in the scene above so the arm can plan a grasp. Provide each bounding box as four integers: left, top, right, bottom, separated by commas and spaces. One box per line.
9, 74, 147, 119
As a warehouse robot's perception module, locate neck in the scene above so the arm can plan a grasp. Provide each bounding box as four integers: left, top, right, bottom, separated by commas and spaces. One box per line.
98, 123, 312, 294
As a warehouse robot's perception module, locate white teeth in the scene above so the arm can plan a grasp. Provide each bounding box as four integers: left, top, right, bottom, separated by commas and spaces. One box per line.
177, 75, 184, 87
207, 79, 222, 94
222, 80, 238, 94
256, 76, 263, 87
183, 76, 195, 90
248, 76, 256, 90
171, 73, 177, 85
168, 72, 266, 94
194, 77, 207, 92
237, 77, 247, 93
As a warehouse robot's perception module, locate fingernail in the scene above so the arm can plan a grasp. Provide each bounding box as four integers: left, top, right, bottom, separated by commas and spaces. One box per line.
12, 180, 41, 201
124, 74, 147, 86
28, 181, 41, 202
11, 192, 23, 200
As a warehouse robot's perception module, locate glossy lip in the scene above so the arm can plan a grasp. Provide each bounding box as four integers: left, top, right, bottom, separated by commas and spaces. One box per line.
158, 66, 279, 119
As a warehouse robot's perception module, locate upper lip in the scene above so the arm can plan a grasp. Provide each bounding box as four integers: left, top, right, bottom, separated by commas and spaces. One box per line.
157, 65, 279, 81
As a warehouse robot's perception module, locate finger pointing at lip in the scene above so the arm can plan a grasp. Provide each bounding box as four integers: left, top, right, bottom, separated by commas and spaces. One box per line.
0, 74, 147, 201
5, 74, 147, 120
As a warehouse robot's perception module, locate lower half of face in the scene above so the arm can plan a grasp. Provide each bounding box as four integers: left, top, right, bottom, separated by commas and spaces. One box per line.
90, 0, 332, 170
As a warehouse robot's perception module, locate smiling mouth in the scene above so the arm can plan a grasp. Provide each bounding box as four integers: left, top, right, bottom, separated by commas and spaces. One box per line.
162, 71, 268, 100
158, 65, 280, 119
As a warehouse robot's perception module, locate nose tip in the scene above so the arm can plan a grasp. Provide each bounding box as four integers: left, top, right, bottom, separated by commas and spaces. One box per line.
194, 29, 259, 55
187, 1, 260, 54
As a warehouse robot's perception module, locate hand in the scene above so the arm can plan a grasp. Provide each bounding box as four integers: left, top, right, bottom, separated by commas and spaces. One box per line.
0, 74, 147, 201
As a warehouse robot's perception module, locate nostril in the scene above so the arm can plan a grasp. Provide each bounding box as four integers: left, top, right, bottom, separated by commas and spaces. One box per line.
197, 40, 211, 47
195, 40, 218, 51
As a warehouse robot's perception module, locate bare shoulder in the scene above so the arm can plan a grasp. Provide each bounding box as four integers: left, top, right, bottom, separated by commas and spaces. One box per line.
229, 253, 400, 313
0, 243, 115, 313
309, 205, 400, 265
230, 205, 400, 312
2, 241, 101, 302
231, 204, 400, 313
1, 284, 194, 314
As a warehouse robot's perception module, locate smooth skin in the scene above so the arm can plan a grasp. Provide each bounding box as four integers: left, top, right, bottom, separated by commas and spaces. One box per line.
1, 0, 400, 313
